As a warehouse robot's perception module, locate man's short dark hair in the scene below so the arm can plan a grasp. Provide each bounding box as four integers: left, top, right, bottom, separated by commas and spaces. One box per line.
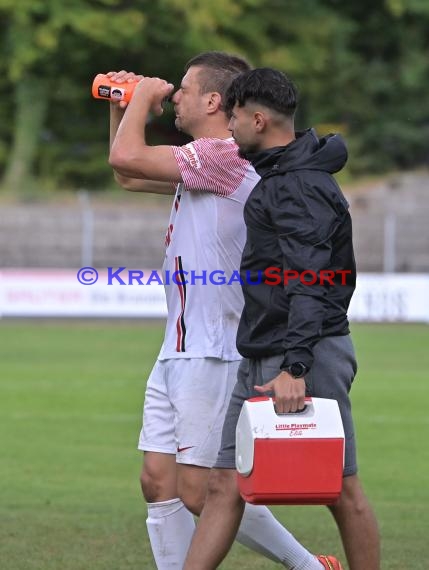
225, 68, 298, 118
185, 51, 252, 108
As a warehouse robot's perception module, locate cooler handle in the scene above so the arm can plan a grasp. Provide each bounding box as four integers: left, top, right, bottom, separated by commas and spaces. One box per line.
247, 396, 313, 415
275, 397, 313, 415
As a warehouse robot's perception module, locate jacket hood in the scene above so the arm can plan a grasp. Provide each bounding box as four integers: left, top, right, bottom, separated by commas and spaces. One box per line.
246, 128, 348, 178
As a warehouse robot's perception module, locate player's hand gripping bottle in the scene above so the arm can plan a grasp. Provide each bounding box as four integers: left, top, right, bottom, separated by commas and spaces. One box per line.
92, 73, 139, 103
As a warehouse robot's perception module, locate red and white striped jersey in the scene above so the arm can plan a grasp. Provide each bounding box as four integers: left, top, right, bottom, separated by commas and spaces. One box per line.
158, 137, 259, 361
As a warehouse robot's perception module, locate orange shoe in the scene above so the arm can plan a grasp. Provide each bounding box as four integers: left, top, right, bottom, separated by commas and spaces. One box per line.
316, 555, 344, 570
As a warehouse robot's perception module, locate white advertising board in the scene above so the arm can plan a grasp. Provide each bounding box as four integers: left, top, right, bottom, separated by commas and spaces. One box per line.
0, 269, 428, 322
348, 274, 429, 322
0, 269, 167, 318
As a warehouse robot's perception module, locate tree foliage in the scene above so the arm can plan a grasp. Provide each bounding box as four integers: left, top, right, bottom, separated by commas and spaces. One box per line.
0, 0, 427, 192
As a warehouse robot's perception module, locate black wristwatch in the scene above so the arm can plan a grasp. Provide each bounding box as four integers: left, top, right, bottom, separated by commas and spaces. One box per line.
283, 362, 309, 379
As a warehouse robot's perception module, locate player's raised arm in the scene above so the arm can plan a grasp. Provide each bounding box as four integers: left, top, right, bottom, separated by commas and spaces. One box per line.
107, 70, 177, 195
109, 76, 182, 185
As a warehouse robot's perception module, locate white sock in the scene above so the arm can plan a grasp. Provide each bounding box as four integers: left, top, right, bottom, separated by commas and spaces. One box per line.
236, 503, 323, 569
146, 498, 196, 569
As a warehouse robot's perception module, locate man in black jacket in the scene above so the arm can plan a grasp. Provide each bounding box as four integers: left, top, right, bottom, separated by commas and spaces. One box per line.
184, 68, 380, 570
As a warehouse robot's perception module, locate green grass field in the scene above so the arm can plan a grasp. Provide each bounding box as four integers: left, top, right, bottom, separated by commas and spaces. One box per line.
0, 320, 428, 569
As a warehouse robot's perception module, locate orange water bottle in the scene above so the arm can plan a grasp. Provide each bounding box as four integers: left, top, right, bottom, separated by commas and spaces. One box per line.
92, 73, 139, 103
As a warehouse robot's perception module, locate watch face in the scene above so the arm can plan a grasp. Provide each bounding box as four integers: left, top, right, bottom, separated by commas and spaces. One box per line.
290, 362, 307, 378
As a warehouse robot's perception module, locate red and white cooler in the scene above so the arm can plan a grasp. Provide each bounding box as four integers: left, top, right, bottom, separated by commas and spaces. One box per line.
236, 397, 345, 505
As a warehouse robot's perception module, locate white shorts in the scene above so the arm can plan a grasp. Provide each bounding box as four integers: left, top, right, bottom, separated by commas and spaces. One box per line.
138, 358, 240, 468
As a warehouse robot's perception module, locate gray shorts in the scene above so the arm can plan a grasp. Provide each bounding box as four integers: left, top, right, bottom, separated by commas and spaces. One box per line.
214, 335, 358, 477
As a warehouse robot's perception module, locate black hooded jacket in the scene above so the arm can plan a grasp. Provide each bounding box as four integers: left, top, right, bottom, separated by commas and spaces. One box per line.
236, 129, 356, 370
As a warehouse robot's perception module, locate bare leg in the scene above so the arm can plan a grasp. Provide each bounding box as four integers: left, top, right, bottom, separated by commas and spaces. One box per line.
328, 474, 380, 570
140, 451, 178, 502
184, 468, 245, 570
177, 463, 210, 515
